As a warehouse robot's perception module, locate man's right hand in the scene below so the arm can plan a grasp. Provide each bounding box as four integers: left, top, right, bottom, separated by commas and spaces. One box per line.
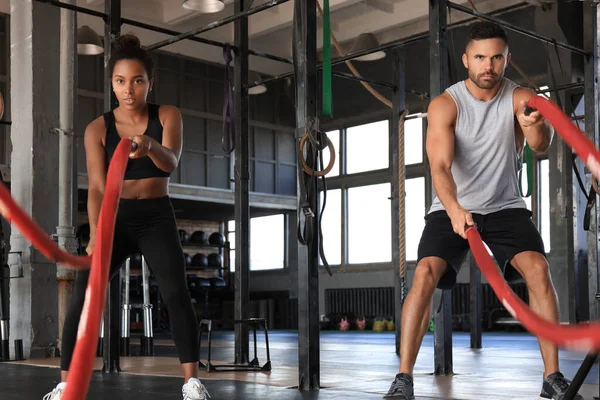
86, 235, 96, 256
448, 206, 474, 239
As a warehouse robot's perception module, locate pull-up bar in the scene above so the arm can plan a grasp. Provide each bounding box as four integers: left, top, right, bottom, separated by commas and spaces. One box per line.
447, 1, 589, 56
145, 0, 291, 52
34, 0, 291, 65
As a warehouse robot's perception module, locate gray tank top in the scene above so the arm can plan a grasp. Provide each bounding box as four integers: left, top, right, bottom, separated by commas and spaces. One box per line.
428, 78, 527, 215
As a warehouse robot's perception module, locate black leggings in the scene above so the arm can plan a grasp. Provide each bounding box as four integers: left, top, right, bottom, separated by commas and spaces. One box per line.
60, 196, 198, 369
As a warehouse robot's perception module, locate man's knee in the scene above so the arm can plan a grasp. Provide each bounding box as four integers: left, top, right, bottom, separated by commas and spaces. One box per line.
413, 258, 447, 292
516, 255, 553, 292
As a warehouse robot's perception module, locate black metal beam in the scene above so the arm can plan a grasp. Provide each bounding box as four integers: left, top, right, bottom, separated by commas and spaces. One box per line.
534, 81, 584, 95
102, 0, 121, 375
447, 1, 589, 56
33, 0, 292, 65
294, 0, 320, 391
331, 70, 396, 89
234, 0, 250, 367
469, 253, 482, 349
146, 0, 291, 51
430, 0, 453, 376
249, 2, 531, 89
390, 49, 406, 355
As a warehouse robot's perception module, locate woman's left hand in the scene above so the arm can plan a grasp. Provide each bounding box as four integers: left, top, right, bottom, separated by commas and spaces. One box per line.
129, 135, 154, 158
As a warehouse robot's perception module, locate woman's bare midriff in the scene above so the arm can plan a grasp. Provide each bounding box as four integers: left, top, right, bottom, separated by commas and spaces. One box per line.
120, 176, 170, 199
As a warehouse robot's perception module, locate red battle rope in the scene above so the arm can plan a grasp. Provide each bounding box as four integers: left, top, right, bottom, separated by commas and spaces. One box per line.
466, 95, 600, 352
62, 138, 132, 400
0, 185, 91, 270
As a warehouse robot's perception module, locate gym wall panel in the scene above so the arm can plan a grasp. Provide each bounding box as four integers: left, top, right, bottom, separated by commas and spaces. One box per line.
181, 151, 206, 187
155, 69, 180, 107
278, 165, 296, 196
181, 76, 205, 111
206, 80, 224, 115
254, 161, 275, 194
254, 127, 275, 160
181, 114, 206, 152
278, 133, 296, 165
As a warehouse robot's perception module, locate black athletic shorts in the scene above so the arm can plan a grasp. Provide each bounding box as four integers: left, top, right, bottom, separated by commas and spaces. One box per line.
417, 207, 546, 290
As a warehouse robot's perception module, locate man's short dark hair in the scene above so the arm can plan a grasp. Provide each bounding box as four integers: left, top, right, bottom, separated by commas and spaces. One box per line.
466, 21, 509, 47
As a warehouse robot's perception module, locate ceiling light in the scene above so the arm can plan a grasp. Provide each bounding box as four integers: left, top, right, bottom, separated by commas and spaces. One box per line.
182, 0, 225, 13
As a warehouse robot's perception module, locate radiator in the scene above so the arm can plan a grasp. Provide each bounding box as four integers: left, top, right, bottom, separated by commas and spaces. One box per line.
325, 287, 394, 318
325, 283, 529, 320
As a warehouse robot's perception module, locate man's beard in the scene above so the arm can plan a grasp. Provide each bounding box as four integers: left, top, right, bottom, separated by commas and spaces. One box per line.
468, 70, 502, 89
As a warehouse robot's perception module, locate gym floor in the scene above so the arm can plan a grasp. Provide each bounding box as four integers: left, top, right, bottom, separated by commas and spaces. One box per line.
0, 330, 598, 399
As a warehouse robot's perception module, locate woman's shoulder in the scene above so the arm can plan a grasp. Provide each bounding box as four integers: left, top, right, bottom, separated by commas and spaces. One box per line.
84, 115, 107, 141
156, 104, 182, 124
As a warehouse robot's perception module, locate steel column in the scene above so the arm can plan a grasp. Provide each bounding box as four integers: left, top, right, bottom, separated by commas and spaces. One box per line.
585, 2, 600, 328
146, 0, 291, 51
294, 0, 320, 391
430, 0, 453, 376
234, 0, 250, 366
102, 0, 121, 374
390, 49, 406, 355
56, 0, 78, 355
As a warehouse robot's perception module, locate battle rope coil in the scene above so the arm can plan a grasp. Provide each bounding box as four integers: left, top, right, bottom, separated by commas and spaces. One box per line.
0, 138, 133, 399
465, 96, 600, 352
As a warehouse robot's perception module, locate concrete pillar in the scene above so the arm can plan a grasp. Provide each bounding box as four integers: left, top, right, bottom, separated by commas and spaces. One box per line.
9, 0, 61, 359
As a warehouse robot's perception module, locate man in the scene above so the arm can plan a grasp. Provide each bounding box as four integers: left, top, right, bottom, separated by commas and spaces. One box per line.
384, 21, 582, 400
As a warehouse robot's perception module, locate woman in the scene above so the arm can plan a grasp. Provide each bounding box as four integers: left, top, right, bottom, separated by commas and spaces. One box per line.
44, 34, 208, 400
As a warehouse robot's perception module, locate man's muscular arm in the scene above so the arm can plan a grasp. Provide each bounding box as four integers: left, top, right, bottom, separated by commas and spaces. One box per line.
426, 93, 474, 239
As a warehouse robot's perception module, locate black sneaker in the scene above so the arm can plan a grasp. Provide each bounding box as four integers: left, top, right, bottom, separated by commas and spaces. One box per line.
540, 371, 583, 399
383, 373, 415, 399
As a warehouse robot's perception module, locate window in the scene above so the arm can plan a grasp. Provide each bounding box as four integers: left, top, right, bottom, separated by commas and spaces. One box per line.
404, 117, 424, 165
405, 178, 426, 261
227, 220, 236, 272
346, 120, 389, 174
226, 214, 286, 271
250, 214, 285, 270
348, 183, 391, 263
540, 159, 550, 252
323, 130, 340, 177
320, 189, 342, 265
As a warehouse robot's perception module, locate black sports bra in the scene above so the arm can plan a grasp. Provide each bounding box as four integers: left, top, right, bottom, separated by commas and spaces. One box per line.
104, 103, 171, 180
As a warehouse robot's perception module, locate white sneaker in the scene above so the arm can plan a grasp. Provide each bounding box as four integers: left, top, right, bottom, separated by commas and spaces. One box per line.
42, 382, 66, 400
182, 377, 210, 400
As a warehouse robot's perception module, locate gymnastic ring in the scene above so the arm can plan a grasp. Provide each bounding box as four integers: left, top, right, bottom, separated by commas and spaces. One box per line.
299, 132, 336, 177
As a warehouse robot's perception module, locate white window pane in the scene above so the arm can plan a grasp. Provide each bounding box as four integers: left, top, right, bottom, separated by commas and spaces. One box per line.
404, 118, 423, 165
348, 183, 391, 263
230, 250, 236, 273
251, 214, 285, 271
320, 189, 342, 265
405, 178, 425, 261
228, 220, 235, 231
324, 130, 340, 178
229, 232, 236, 250
540, 159, 550, 252
346, 120, 389, 174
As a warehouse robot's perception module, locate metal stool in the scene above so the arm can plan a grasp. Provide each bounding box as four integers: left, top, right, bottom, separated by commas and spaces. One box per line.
119, 254, 154, 356
198, 317, 271, 372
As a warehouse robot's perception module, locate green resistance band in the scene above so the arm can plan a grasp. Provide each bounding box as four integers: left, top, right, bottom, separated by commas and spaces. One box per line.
322, 0, 332, 117
519, 142, 533, 198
